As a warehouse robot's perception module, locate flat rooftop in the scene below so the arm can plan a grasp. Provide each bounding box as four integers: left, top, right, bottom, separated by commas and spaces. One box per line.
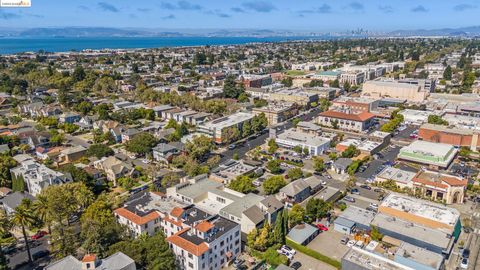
124, 191, 188, 217
380, 193, 460, 228
376, 167, 416, 185
338, 138, 381, 152
420, 123, 474, 135
398, 140, 457, 167
396, 242, 444, 270
339, 205, 376, 226
200, 112, 254, 130
371, 213, 454, 250
342, 247, 414, 270
277, 129, 330, 146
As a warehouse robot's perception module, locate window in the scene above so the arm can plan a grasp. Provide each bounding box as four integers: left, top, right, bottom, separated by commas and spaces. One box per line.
188, 262, 193, 269
216, 197, 226, 204
188, 253, 193, 259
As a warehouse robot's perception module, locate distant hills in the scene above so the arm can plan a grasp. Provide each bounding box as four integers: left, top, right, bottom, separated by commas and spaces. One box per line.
1, 26, 480, 38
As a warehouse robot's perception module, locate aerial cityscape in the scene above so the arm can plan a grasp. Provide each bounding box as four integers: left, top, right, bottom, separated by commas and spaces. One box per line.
0, 1, 479, 270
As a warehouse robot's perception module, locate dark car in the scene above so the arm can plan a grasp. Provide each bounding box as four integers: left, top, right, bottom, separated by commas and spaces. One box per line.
290, 261, 302, 270
32, 250, 50, 260
462, 249, 470, 259
360, 185, 371, 190
350, 188, 360, 195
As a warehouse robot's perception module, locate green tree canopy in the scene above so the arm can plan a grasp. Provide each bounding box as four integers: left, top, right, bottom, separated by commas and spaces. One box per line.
263, 175, 287, 195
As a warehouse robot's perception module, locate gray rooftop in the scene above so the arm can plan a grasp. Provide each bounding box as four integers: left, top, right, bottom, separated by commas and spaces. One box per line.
287, 223, 319, 244
339, 205, 376, 227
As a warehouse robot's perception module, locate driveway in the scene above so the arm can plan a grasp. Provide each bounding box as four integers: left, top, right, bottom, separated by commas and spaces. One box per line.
294, 251, 337, 270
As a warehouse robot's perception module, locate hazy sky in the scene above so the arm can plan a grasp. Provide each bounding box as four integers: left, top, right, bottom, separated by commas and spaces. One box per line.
0, 0, 479, 31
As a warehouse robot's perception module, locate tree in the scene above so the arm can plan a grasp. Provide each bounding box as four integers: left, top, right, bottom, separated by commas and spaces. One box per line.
370, 225, 383, 241
0, 155, 16, 188
313, 157, 325, 172
161, 173, 180, 188
267, 139, 278, 154
329, 79, 340, 88
125, 133, 158, 154
33, 194, 53, 234
72, 65, 86, 82
427, 115, 449, 126
273, 210, 286, 245
12, 199, 35, 263
108, 232, 176, 270
443, 65, 452, 80
86, 144, 114, 159
242, 121, 252, 138
287, 168, 303, 180
222, 127, 240, 143
228, 175, 256, 194
263, 175, 287, 195
343, 81, 351, 92
289, 204, 305, 227
81, 195, 126, 257
75, 101, 93, 116
266, 159, 282, 174
341, 145, 360, 158
223, 74, 243, 99
185, 135, 214, 162
293, 145, 303, 155
305, 198, 331, 222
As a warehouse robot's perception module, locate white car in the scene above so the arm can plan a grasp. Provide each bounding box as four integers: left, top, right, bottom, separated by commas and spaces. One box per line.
460, 258, 469, 269
281, 245, 296, 256
320, 180, 327, 185
369, 203, 379, 209
277, 249, 294, 260
347, 240, 356, 248
142, 159, 150, 164
355, 240, 364, 248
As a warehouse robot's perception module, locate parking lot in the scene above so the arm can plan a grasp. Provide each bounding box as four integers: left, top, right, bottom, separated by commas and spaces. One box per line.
306, 228, 350, 261
355, 145, 401, 182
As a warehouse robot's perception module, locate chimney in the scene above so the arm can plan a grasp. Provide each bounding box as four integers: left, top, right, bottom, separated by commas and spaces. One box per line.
81, 254, 98, 270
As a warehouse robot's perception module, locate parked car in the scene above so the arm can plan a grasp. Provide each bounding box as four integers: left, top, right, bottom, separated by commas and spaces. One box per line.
373, 188, 382, 193
344, 196, 356, 203
347, 240, 356, 247
31, 231, 48, 240
228, 144, 236, 150
320, 180, 327, 185
340, 236, 349, 245
355, 240, 364, 248
460, 258, 469, 269
350, 188, 360, 195
277, 249, 294, 260
233, 258, 245, 268
281, 245, 296, 256
1, 245, 16, 255
315, 223, 329, 231
369, 203, 379, 209
462, 249, 470, 259
360, 185, 371, 190
290, 261, 302, 270
32, 250, 50, 260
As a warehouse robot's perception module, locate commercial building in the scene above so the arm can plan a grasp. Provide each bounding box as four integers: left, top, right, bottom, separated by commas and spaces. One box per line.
375, 167, 417, 189
252, 103, 298, 125
334, 206, 376, 234
418, 123, 480, 151
286, 223, 319, 245
274, 129, 331, 156
372, 193, 461, 256
241, 74, 272, 88
268, 88, 319, 107
398, 109, 437, 125
336, 138, 382, 156
412, 170, 467, 204
197, 112, 254, 144
331, 96, 379, 112
362, 80, 429, 102
397, 141, 457, 168
313, 70, 341, 82
340, 71, 365, 85
166, 175, 283, 234
342, 247, 414, 270
317, 110, 376, 132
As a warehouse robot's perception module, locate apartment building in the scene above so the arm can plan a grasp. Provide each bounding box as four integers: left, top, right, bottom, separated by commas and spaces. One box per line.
197, 112, 254, 144
362, 80, 429, 102
252, 103, 298, 125
10, 157, 71, 196
317, 110, 376, 132
267, 88, 319, 107
166, 175, 283, 234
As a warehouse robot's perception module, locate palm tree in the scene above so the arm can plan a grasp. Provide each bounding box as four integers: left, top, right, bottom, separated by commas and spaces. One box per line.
12, 200, 36, 263
33, 194, 52, 234
0, 209, 12, 268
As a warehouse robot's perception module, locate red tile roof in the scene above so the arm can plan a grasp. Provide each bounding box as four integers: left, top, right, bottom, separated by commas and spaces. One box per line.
170, 207, 184, 218
114, 208, 160, 225
166, 228, 209, 257
82, 254, 97, 262
195, 221, 214, 233
319, 110, 375, 122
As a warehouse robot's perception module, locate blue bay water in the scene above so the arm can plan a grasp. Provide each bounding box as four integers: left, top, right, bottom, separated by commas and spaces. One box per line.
0, 36, 329, 54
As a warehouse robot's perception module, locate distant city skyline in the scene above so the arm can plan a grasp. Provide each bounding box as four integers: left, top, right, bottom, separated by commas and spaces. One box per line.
0, 0, 479, 31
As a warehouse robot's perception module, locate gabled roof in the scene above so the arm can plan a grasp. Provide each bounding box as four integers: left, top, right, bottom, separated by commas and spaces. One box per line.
166, 228, 210, 257
113, 208, 160, 225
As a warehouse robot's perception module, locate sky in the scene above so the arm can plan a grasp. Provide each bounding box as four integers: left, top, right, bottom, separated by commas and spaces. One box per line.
0, 0, 479, 31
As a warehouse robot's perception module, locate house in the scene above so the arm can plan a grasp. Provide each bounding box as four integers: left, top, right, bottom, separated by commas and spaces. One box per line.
94, 156, 137, 186
0, 191, 35, 214
331, 158, 353, 174
10, 158, 71, 196
152, 143, 181, 163
59, 112, 81, 124
278, 179, 311, 203
57, 145, 87, 164
35, 146, 65, 160
76, 116, 97, 130
121, 128, 142, 143
45, 252, 136, 270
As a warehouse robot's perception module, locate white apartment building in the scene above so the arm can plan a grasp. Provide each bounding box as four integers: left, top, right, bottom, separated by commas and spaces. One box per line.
10, 158, 71, 196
